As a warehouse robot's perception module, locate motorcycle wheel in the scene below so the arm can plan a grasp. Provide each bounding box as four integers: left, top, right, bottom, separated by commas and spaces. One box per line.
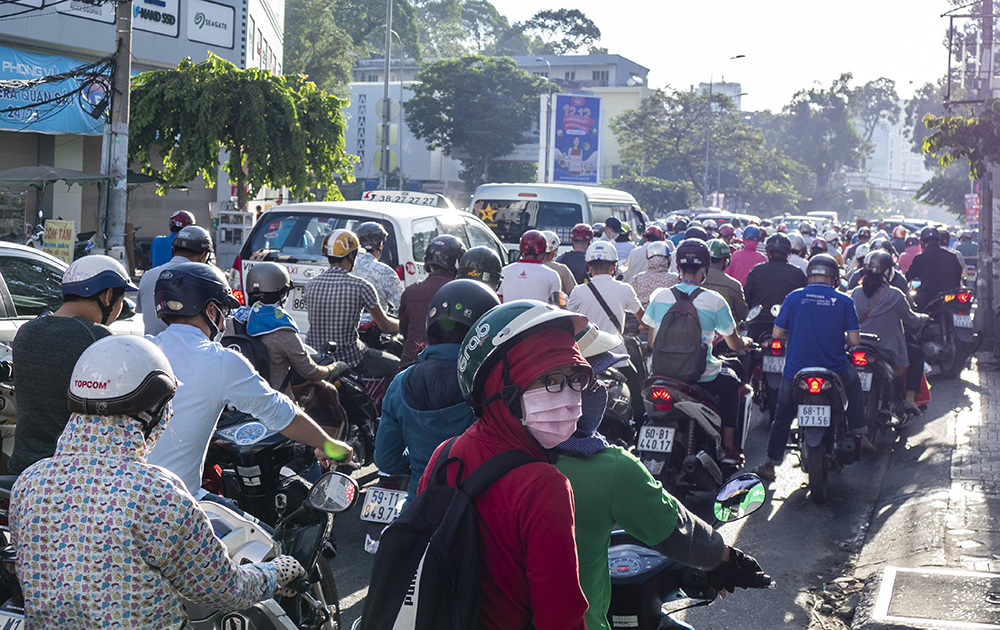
311, 556, 342, 630
804, 442, 828, 504
939, 342, 965, 379
864, 378, 882, 442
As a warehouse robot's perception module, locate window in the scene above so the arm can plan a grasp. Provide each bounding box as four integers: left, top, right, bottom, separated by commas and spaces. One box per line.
0, 257, 63, 317
565, 71, 575, 81
411, 217, 468, 262
592, 70, 608, 83
256, 29, 262, 56
367, 74, 379, 83
464, 218, 507, 262
472, 199, 582, 245
534, 71, 548, 78
248, 17, 255, 58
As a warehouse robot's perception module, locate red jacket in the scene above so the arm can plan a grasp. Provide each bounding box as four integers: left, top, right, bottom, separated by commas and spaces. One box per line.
398, 271, 454, 366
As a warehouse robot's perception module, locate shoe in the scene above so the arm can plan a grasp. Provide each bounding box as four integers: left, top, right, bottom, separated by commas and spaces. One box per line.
752, 463, 776, 482
902, 400, 922, 416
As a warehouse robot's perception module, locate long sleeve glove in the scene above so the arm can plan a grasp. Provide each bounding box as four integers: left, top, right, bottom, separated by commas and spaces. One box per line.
326, 361, 351, 380
271, 555, 307, 597
707, 546, 768, 593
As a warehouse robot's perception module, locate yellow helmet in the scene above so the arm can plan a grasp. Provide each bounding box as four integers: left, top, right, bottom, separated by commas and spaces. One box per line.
322, 229, 360, 258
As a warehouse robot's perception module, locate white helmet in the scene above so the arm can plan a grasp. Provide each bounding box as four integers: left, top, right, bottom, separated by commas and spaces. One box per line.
541, 230, 560, 254
62, 255, 138, 297
824, 230, 839, 244
586, 241, 618, 262
68, 336, 177, 432
645, 241, 670, 259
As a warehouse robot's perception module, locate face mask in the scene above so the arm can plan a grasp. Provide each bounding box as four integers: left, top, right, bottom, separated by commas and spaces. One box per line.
521, 386, 583, 449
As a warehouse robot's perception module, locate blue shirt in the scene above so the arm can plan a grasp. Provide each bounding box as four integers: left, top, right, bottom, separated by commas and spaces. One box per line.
149, 232, 177, 268
775, 282, 860, 379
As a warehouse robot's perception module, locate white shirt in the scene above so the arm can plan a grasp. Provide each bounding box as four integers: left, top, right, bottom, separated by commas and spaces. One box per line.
136, 255, 190, 336
147, 324, 296, 497
567, 274, 641, 345
499, 260, 561, 303
789, 254, 809, 273
623, 243, 650, 282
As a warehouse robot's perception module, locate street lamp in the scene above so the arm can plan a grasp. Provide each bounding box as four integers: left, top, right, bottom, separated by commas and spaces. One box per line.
703, 54, 744, 206
536, 56, 552, 183
388, 27, 405, 190
379, 0, 393, 190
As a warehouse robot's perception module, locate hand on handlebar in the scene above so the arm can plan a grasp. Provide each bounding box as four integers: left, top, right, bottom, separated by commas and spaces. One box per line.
316, 440, 355, 470
272, 554, 307, 596
325, 361, 350, 380
708, 546, 770, 594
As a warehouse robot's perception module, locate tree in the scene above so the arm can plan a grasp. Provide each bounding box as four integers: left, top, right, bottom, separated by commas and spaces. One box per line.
405, 55, 549, 191
337, 0, 421, 60
412, 0, 467, 57
284, 0, 355, 94
518, 9, 601, 55
855, 78, 901, 144
462, 0, 510, 53
604, 176, 696, 216
129, 55, 356, 206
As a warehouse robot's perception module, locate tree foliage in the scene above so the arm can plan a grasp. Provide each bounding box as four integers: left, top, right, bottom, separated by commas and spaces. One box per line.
518, 9, 601, 55
129, 55, 356, 203
604, 176, 696, 216
855, 77, 900, 143
922, 98, 1000, 179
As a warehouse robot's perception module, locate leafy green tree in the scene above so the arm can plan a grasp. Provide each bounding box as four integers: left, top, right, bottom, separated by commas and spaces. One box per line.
413, 0, 467, 57
284, 0, 355, 94
338, 0, 421, 60
518, 9, 601, 55
914, 162, 971, 217
405, 55, 549, 191
855, 78, 901, 144
462, 0, 510, 53
129, 55, 356, 206
605, 176, 696, 216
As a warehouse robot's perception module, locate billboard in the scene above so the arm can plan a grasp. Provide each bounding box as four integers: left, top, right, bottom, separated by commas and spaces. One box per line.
551, 94, 600, 185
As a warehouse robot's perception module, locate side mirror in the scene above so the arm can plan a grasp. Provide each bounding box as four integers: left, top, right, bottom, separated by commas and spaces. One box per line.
713, 473, 766, 523
770, 304, 781, 318
119, 297, 136, 321
747, 305, 762, 322
307, 472, 360, 514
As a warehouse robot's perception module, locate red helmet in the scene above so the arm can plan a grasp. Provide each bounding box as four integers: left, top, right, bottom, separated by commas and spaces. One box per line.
169, 210, 196, 232
643, 225, 665, 241
519, 230, 548, 255
718, 225, 735, 237
571, 223, 595, 241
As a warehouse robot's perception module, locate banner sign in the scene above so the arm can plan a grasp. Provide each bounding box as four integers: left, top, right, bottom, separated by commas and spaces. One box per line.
0, 46, 107, 135
189, 0, 235, 49
965, 193, 980, 226
132, 0, 180, 37
57, 0, 116, 23
551, 94, 601, 185
43, 219, 75, 264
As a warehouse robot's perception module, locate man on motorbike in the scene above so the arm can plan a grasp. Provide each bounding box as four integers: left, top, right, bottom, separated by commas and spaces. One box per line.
375, 279, 501, 502
352, 221, 404, 316
906, 227, 965, 312
623, 225, 666, 282
755, 254, 866, 481
138, 224, 214, 335
898, 235, 921, 274
787, 234, 808, 273
542, 230, 578, 295
305, 229, 401, 377
629, 241, 679, 308
8, 256, 137, 475
149, 209, 195, 268
398, 234, 466, 366
727, 225, 766, 285
743, 234, 807, 341
148, 262, 353, 503
457, 245, 504, 291
845, 226, 871, 262
10, 335, 307, 627
500, 230, 562, 304
703, 238, 749, 323
557, 223, 595, 284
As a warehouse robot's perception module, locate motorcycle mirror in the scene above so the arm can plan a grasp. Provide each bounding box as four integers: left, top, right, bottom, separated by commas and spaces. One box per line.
770, 304, 781, 318
713, 473, 767, 523
118, 297, 136, 321
747, 305, 762, 321
307, 472, 360, 514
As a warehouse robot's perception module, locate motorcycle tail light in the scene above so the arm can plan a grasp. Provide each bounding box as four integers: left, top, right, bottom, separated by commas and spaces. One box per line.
804, 377, 827, 394
232, 289, 246, 306
852, 351, 868, 366
650, 387, 673, 410
769, 339, 783, 355
957, 292, 972, 303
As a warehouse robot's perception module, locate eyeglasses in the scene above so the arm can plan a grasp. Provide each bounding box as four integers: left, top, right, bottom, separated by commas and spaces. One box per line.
537, 371, 593, 394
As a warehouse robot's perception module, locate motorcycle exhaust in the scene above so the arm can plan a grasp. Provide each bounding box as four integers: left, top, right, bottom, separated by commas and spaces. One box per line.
838, 435, 860, 465
681, 452, 724, 485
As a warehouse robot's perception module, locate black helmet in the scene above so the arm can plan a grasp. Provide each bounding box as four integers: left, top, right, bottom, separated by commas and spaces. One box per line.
355, 221, 388, 251
919, 226, 939, 245
674, 218, 689, 232
805, 253, 840, 280
154, 262, 240, 320
426, 279, 501, 343
424, 235, 467, 275
764, 233, 792, 258
683, 226, 709, 241
172, 225, 214, 254
457, 246, 503, 290
864, 250, 894, 282
871, 238, 897, 258
675, 238, 711, 268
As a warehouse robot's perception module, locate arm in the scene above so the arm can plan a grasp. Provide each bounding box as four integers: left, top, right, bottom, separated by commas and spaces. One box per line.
280, 410, 353, 465
373, 378, 412, 477
772, 326, 787, 341
846, 331, 861, 347
731, 284, 749, 323
368, 303, 399, 334
272, 329, 331, 382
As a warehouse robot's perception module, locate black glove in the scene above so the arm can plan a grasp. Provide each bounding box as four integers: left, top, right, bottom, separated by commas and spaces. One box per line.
707, 546, 767, 593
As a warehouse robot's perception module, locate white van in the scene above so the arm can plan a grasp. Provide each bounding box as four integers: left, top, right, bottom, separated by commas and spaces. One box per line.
469, 183, 648, 254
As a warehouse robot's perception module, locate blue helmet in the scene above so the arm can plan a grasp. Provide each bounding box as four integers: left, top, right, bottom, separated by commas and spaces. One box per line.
61, 255, 138, 298
154, 262, 239, 321
742, 226, 761, 242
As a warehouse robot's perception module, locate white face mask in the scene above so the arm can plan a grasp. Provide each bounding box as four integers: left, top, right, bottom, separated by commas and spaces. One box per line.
520, 387, 583, 449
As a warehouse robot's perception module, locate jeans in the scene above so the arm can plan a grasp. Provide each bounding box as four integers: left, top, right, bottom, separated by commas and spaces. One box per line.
905, 343, 925, 393
766, 364, 867, 464
355, 347, 400, 379
696, 368, 741, 431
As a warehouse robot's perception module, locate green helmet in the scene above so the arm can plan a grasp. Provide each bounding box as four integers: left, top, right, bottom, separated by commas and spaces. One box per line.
707, 238, 732, 261
457, 300, 588, 407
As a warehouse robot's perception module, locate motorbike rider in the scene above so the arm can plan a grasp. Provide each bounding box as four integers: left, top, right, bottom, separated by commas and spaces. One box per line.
541, 230, 578, 295
352, 221, 404, 316
499, 230, 562, 304
787, 233, 809, 272
421, 300, 593, 630
845, 226, 872, 262
905, 227, 965, 312
956, 229, 978, 260
305, 229, 401, 377
148, 262, 353, 504
623, 225, 665, 282
898, 235, 921, 274
557, 223, 594, 284
567, 241, 643, 348
149, 209, 195, 268
755, 254, 867, 482
669, 218, 689, 246
727, 225, 766, 284
629, 241, 679, 308
457, 245, 503, 291
398, 234, 466, 366
743, 233, 807, 341
375, 279, 501, 503
642, 239, 751, 464
137, 224, 214, 336
891, 226, 909, 255
9, 335, 307, 628
8, 255, 137, 475
850, 251, 929, 412
940, 227, 970, 282
704, 238, 749, 323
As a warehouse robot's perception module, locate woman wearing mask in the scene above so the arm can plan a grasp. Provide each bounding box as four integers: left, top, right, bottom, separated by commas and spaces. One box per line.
419, 300, 592, 630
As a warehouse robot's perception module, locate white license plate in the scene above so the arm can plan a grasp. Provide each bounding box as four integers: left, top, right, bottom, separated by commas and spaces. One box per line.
762, 356, 785, 373
638, 426, 676, 453
291, 286, 307, 312
360, 488, 406, 524
0, 613, 24, 629
797, 405, 831, 428
859, 372, 873, 392
954, 313, 973, 328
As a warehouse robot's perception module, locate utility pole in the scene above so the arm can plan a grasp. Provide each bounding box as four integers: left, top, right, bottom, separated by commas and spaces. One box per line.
981, 0, 997, 350
105, 0, 132, 261
379, 0, 393, 190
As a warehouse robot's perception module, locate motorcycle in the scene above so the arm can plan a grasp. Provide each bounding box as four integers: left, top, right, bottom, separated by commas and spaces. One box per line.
360, 472, 409, 555
747, 306, 785, 423
851, 333, 917, 439
73, 230, 96, 260
607, 473, 774, 630
23, 224, 43, 250
918, 287, 978, 379
357, 315, 402, 417
597, 362, 638, 449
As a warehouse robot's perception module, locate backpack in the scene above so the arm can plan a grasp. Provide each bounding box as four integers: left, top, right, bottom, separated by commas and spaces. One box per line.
360, 438, 538, 630
650, 287, 707, 383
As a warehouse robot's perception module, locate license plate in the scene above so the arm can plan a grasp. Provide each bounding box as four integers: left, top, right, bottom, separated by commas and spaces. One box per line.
360, 488, 406, 524
797, 405, 831, 428
762, 356, 785, 373
291, 286, 307, 312
953, 313, 973, 328
859, 372, 872, 392
0, 613, 23, 629
638, 426, 676, 453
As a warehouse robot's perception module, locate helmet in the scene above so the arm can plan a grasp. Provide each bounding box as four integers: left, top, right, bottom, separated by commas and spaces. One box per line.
645, 241, 670, 259
858, 226, 872, 238
765, 233, 792, 257
426, 279, 501, 342
541, 230, 561, 254
355, 222, 388, 251
519, 230, 548, 255
246, 262, 293, 299
674, 218, 689, 232
675, 238, 711, 268
154, 262, 240, 320
62, 255, 138, 298
683, 226, 709, 241
871, 238, 897, 257
457, 246, 504, 290
798, 221, 812, 234
742, 225, 762, 242
571, 223, 594, 241
919, 226, 939, 244
810, 238, 829, 254
893, 225, 908, 239
719, 224, 735, 237
172, 225, 213, 254
777, 223, 787, 233
854, 244, 870, 262
905, 235, 919, 247
937, 228, 951, 244
67, 335, 176, 429
864, 250, 895, 282
805, 253, 840, 280
824, 230, 840, 244
322, 229, 360, 258
169, 210, 196, 232
591, 223, 605, 237
424, 234, 466, 274
787, 233, 805, 253
457, 300, 588, 406
643, 225, 665, 241
586, 241, 619, 262
707, 239, 732, 261
731, 218, 742, 228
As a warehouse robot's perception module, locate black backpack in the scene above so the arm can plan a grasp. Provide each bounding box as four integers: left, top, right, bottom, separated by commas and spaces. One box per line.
650, 287, 707, 383
360, 438, 538, 630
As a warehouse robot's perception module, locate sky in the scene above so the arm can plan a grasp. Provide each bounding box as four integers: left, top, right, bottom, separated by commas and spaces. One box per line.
492, 0, 957, 112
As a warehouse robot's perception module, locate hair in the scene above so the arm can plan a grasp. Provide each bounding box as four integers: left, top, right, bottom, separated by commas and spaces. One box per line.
861, 269, 886, 298
327, 251, 357, 266
427, 322, 471, 345
172, 245, 206, 258
63, 286, 126, 304
587, 260, 615, 274
767, 251, 788, 261
678, 263, 705, 276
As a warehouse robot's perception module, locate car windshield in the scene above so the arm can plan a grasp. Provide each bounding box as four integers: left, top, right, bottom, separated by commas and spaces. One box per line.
244, 212, 397, 267
472, 199, 583, 245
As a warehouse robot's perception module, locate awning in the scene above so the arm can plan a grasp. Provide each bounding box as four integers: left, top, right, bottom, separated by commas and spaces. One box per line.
0, 165, 109, 188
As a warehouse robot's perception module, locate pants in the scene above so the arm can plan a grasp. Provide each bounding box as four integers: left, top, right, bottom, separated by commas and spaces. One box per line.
355, 347, 400, 379
905, 343, 925, 393
697, 368, 741, 431
766, 364, 866, 464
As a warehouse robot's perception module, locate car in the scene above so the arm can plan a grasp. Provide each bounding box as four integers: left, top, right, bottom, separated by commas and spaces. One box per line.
693, 211, 761, 227
233, 198, 509, 336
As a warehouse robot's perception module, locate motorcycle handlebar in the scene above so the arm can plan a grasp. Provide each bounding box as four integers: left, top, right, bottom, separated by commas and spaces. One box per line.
289, 576, 311, 595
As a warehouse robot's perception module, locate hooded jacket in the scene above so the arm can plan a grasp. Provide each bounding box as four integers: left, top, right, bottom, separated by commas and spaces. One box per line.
727, 240, 767, 285
897, 243, 921, 274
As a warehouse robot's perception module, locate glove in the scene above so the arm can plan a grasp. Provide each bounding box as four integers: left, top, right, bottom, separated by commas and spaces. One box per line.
326, 361, 350, 380
707, 546, 766, 593
271, 554, 306, 597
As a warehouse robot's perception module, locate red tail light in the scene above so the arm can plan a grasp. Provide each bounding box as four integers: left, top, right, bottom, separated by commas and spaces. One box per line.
805, 377, 826, 394
851, 351, 867, 366
395, 265, 405, 281
232, 289, 246, 306
769, 339, 783, 356
650, 386, 673, 410
957, 292, 972, 303
232, 254, 245, 303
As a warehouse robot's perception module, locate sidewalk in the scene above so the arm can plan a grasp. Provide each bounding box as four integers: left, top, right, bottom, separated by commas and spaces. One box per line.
853, 356, 1000, 629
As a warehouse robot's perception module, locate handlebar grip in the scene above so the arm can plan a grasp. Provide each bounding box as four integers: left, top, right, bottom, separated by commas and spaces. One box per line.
751, 573, 775, 589
289, 576, 311, 595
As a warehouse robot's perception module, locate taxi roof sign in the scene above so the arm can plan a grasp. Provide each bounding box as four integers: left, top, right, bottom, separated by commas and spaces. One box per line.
362, 190, 455, 209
